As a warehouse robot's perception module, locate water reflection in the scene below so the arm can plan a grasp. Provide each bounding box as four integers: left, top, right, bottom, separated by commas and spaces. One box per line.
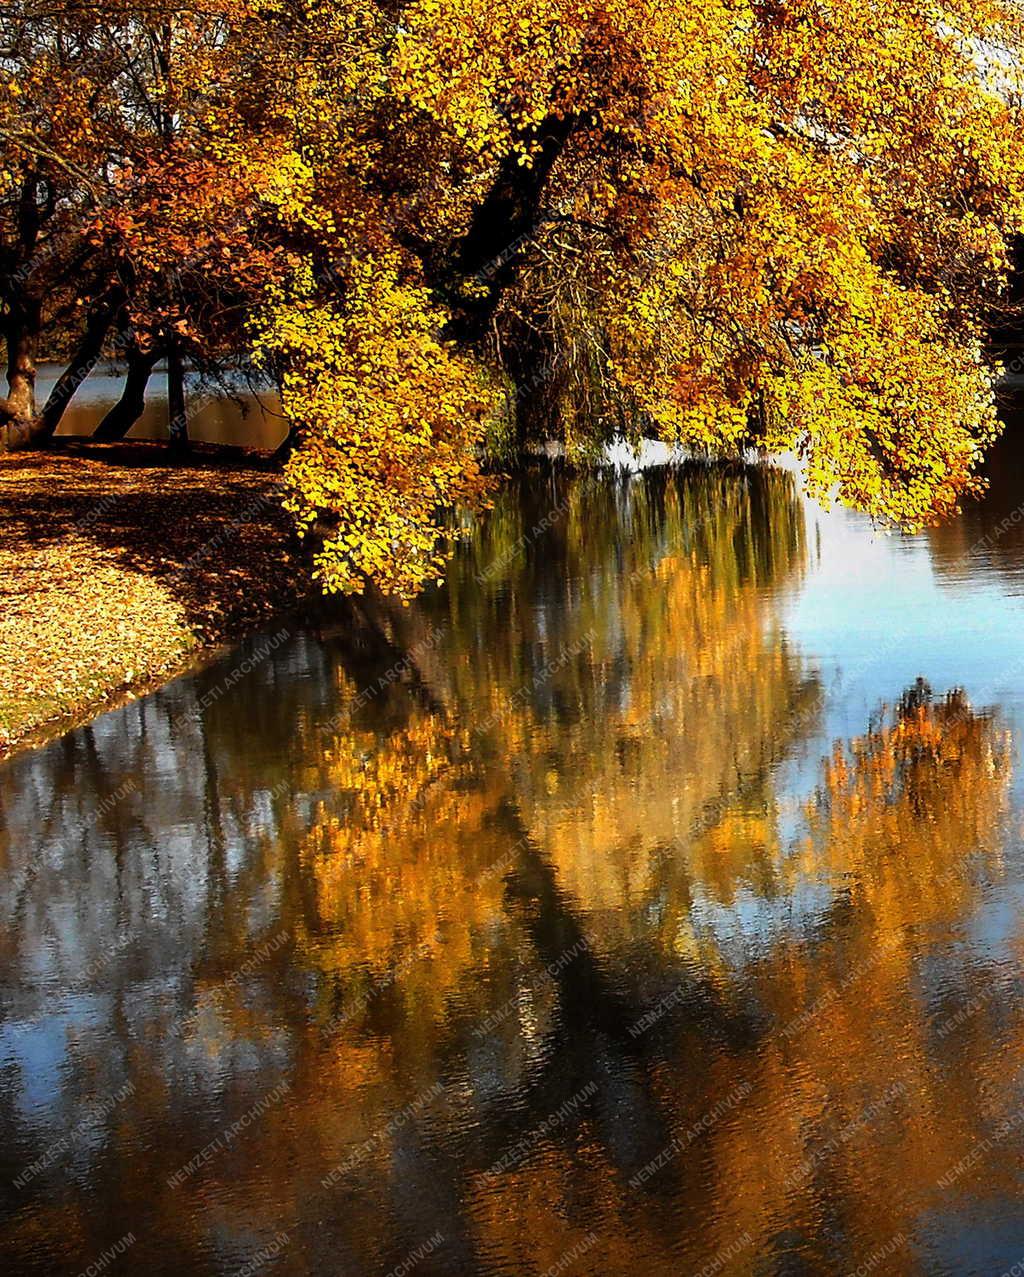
1, 462, 1021, 1275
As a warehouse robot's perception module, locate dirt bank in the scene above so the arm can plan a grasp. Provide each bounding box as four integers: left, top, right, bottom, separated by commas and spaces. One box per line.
0, 443, 308, 758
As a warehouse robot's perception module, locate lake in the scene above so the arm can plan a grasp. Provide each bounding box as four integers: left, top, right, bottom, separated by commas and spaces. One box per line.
41, 363, 288, 451
4, 442, 1024, 1275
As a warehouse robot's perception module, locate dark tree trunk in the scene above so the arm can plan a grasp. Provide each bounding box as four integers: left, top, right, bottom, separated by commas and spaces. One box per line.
441, 114, 576, 345
428, 115, 577, 451
0, 297, 44, 451
0, 170, 50, 450
166, 345, 188, 454
271, 422, 298, 465
505, 320, 559, 454
92, 348, 160, 441
38, 290, 125, 439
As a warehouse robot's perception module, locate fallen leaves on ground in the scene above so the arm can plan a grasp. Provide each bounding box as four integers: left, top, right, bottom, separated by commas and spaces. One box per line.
0, 443, 307, 755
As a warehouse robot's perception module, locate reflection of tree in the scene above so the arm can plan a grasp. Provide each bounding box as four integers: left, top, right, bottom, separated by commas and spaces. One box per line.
351, 681, 1011, 1277
294, 666, 1010, 1277
688, 685, 1014, 1275
293, 463, 818, 1032
803, 683, 1010, 930
267, 463, 820, 1272
0, 465, 1018, 1277
283, 466, 1013, 1273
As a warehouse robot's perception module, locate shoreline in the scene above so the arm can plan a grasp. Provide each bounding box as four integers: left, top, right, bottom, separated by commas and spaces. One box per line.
0, 444, 770, 763
0, 444, 310, 763
0, 631, 285, 763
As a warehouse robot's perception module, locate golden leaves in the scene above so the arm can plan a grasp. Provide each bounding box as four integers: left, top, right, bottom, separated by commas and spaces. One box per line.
171, 0, 1024, 591
258, 256, 500, 598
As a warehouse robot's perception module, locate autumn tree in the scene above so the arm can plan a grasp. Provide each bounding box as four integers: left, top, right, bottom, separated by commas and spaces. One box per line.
255, 0, 1024, 595
6, 1, 1024, 595
0, 1, 291, 448
0, 2, 120, 448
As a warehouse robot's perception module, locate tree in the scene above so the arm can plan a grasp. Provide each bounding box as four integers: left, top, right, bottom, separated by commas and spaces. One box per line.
257, 0, 1024, 594
0, 2, 120, 447
0, 1, 290, 447
5, 0, 1024, 597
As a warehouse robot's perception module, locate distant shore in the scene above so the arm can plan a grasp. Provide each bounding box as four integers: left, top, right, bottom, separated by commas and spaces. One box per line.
0, 443, 309, 760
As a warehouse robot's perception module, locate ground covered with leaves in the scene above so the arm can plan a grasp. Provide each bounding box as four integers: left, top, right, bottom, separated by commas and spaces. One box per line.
0, 444, 307, 756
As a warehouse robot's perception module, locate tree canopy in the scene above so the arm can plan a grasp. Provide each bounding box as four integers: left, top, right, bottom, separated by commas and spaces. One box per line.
4, 0, 1024, 594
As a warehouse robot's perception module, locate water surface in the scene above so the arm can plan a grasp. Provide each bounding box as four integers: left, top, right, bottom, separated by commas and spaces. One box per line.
4, 451, 1024, 1276
41, 362, 287, 450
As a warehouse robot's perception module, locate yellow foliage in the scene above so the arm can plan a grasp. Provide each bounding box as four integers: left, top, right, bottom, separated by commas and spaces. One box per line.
256, 257, 500, 598
19, 0, 1014, 591
244, 0, 1024, 592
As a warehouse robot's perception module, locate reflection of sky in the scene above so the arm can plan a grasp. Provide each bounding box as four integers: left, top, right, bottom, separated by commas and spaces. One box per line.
589, 453, 1024, 965
917, 1201, 1024, 1277
687, 880, 841, 963
755, 476, 1024, 965
0, 1017, 68, 1120
784, 490, 1024, 742
0, 997, 105, 1122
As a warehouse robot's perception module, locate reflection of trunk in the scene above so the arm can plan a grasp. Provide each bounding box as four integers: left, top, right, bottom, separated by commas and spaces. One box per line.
199, 713, 228, 912
167, 345, 188, 453
329, 593, 449, 717
497, 800, 643, 1045
92, 348, 160, 441
489, 800, 756, 1192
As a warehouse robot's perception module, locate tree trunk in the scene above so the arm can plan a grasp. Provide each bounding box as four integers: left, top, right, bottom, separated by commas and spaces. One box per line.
38, 291, 124, 439
0, 298, 44, 451
166, 346, 188, 454
92, 348, 160, 442
271, 422, 298, 465
505, 320, 559, 455
441, 114, 576, 345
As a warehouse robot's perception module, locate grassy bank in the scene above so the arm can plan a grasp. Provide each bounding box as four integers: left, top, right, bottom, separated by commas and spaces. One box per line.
0, 444, 307, 759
